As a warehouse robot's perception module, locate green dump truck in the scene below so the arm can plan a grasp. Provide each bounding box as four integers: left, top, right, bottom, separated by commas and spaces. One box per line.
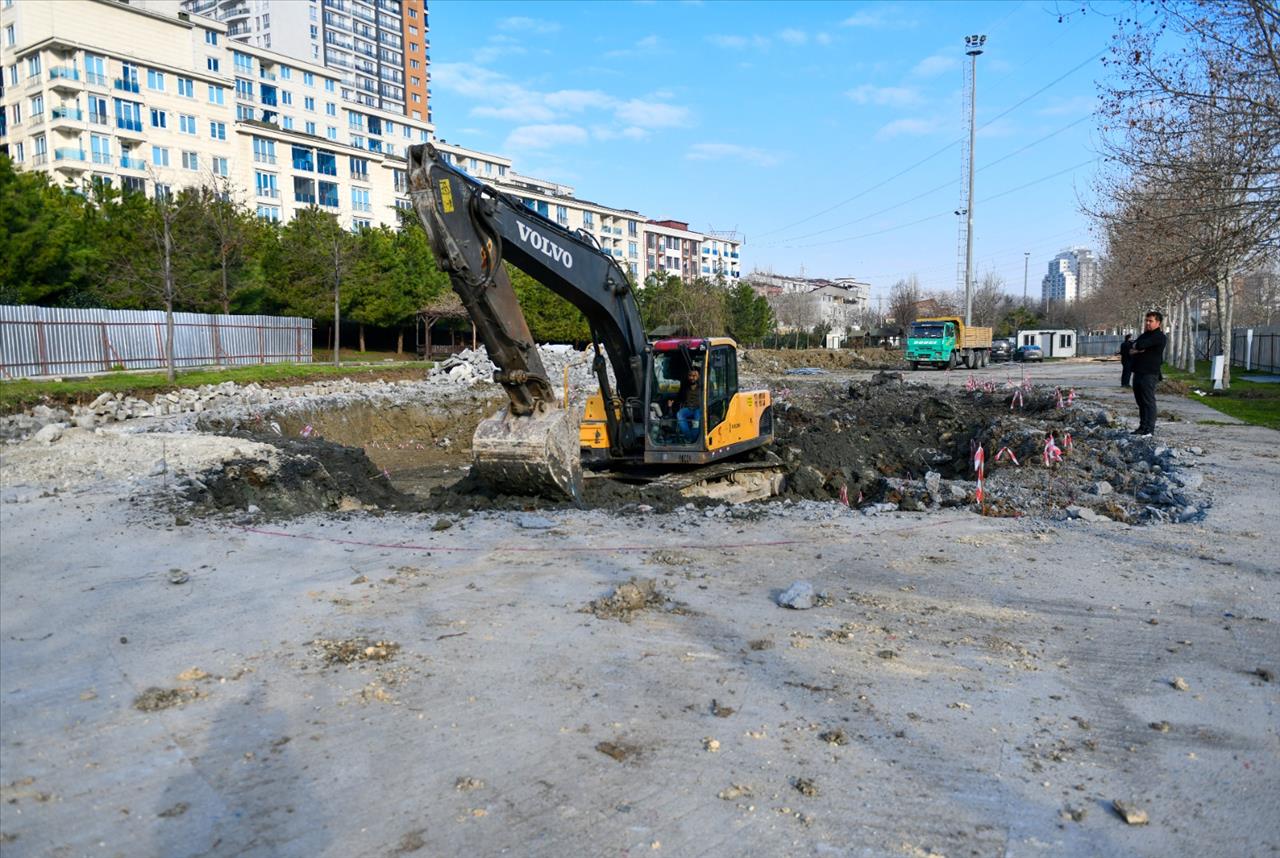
905, 316, 993, 370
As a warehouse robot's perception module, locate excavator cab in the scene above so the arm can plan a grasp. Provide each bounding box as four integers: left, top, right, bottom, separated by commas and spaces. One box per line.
580, 337, 773, 466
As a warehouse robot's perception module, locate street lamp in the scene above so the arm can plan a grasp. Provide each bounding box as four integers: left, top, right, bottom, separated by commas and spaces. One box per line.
1023, 251, 1030, 304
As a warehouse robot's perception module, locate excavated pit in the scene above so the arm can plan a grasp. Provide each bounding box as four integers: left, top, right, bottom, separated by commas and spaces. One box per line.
177, 372, 1207, 524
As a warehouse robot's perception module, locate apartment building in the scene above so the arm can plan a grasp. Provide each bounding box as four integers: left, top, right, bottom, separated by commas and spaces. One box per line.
0, 0, 433, 230
1041, 247, 1100, 305
1, 1, 742, 287
180, 0, 429, 122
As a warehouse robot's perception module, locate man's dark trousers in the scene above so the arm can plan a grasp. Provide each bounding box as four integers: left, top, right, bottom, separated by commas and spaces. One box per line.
1133, 373, 1158, 434
1120, 358, 1132, 387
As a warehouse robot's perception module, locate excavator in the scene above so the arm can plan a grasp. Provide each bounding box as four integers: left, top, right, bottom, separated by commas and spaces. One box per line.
405, 143, 774, 501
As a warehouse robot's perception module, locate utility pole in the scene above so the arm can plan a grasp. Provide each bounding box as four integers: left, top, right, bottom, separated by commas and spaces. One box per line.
962, 34, 985, 327
1023, 251, 1030, 304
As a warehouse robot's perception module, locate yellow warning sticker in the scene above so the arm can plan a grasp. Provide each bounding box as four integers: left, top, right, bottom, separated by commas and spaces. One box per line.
439, 178, 454, 213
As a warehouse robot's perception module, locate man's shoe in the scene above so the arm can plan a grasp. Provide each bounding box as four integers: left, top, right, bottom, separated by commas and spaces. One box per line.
1133, 431, 1153, 438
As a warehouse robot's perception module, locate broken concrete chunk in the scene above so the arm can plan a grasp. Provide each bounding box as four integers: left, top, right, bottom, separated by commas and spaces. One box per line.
1112, 800, 1149, 825
778, 581, 817, 610
32, 424, 64, 445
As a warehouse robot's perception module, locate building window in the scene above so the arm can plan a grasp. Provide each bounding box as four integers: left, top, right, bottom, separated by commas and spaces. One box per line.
212, 156, 229, 177
256, 205, 280, 221
252, 136, 276, 163
304, 71, 314, 86
282, 116, 294, 130
628, 221, 638, 237
208, 85, 225, 105
629, 242, 638, 257
181, 151, 198, 171
281, 90, 292, 105
29, 94, 44, 116
27, 54, 42, 77
146, 69, 165, 91
179, 114, 197, 134
236, 78, 254, 100
326, 102, 336, 116
349, 156, 368, 179
210, 121, 227, 140
325, 79, 335, 92
177, 77, 193, 98
327, 126, 337, 140
90, 134, 111, 165
151, 146, 170, 167
255, 171, 278, 198
318, 181, 338, 207
205, 30, 218, 45
280, 65, 291, 80
207, 57, 220, 73
305, 120, 316, 135
149, 108, 167, 128
353, 217, 371, 230
304, 96, 315, 111
292, 146, 314, 171
351, 187, 370, 212
154, 183, 173, 202
556, 205, 568, 224
316, 151, 337, 176
4, 25, 16, 47
293, 176, 316, 204
114, 99, 142, 131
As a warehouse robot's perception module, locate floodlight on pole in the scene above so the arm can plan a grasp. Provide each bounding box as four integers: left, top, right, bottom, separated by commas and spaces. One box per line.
961, 34, 985, 327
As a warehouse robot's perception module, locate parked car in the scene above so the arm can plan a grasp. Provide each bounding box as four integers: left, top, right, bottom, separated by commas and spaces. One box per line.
989, 339, 1014, 362
1014, 344, 1044, 362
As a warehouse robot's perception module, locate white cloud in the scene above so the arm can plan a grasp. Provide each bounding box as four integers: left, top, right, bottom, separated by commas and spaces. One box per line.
472, 103, 557, 123
840, 8, 917, 29
846, 84, 922, 107
544, 89, 615, 112
780, 28, 807, 45
708, 33, 771, 49
815, 32, 833, 45
604, 34, 663, 59
498, 16, 560, 34
504, 124, 590, 151
615, 100, 691, 129
912, 54, 957, 77
875, 118, 944, 139
686, 143, 781, 167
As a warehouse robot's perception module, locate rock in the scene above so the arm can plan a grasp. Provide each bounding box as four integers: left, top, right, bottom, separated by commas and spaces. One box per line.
148, 459, 168, 477
924, 471, 942, 500
518, 514, 555, 529
789, 465, 826, 496
1112, 800, 1149, 825
1093, 480, 1113, 496
1171, 676, 1189, 691
73, 413, 98, 429
778, 581, 817, 610
1188, 446, 1204, 456
32, 424, 64, 444
246, 504, 261, 515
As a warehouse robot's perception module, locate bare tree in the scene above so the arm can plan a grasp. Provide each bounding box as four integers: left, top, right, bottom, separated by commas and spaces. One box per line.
887, 275, 923, 325
1096, 0, 1280, 386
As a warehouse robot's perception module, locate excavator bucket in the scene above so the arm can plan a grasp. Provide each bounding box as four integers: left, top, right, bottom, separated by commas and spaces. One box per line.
470, 405, 583, 502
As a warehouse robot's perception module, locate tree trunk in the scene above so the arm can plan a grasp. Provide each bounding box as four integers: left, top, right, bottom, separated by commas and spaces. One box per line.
333, 277, 341, 367
220, 247, 230, 315
163, 218, 176, 383
396, 329, 404, 356
359, 323, 366, 354
1221, 267, 1234, 388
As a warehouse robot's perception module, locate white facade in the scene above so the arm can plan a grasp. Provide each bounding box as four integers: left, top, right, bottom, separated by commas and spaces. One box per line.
1017, 328, 1077, 358
1041, 247, 1099, 304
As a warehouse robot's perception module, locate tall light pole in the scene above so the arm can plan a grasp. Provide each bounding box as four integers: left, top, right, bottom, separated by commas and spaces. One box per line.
962, 33, 986, 327
1023, 251, 1030, 304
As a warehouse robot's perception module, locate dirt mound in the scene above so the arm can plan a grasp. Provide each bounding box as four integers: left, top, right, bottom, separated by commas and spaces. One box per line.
182, 433, 419, 517
742, 348, 902, 373
582, 577, 689, 622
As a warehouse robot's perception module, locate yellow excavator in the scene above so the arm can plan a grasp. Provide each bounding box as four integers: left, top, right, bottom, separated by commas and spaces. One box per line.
406, 143, 773, 501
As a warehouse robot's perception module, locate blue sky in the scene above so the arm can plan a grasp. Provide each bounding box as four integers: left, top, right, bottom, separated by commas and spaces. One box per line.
428, 1, 1126, 307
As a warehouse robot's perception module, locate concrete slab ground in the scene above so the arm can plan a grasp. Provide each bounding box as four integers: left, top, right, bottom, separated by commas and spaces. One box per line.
1, 359, 1277, 857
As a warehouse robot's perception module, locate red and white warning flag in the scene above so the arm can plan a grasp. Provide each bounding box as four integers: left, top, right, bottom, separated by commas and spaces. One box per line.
1063, 432, 1073, 452
1055, 387, 1065, 408
973, 444, 986, 474
995, 446, 1020, 466
966, 376, 977, 392
1010, 388, 1024, 411
300, 424, 313, 438
1043, 435, 1063, 466
838, 484, 850, 507
1067, 387, 1076, 405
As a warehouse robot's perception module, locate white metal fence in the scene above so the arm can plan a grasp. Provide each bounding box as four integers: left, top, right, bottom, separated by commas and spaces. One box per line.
0, 306, 312, 379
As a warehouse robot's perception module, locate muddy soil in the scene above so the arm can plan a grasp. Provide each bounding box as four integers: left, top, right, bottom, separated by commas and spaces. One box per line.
742, 347, 902, 374
176, 371, 1205, 525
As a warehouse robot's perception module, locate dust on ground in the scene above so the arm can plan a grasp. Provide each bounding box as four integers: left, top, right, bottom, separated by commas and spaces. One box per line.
581, 577, 690, 622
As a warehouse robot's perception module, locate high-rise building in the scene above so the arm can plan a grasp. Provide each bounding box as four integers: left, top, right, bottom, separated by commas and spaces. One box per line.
180, 0, 429, 122
1041, 247, 1098, 304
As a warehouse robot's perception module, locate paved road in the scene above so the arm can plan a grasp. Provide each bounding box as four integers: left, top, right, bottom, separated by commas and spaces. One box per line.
2, 359, 1276, 857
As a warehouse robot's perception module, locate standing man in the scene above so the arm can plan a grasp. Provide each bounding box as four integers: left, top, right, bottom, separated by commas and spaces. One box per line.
1129, 312, 1166, 437
1118, 333, 1134, 388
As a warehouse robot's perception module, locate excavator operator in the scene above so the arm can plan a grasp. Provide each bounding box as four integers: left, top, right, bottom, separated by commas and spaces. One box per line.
676, 367, 702, 442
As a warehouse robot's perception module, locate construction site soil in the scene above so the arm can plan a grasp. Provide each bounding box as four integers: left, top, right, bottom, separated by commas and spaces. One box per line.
175, 370, 1204, 526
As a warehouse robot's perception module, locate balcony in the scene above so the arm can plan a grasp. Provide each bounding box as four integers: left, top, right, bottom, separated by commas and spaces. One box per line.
257, 187, 280, 199
85, 71, 108, 88
294, 193, 316, 204
113, 78, 140, 93
51, 106, 83, 123
47, 68, 80, 92
259, 70, 277, 81
54, 147, 86, 163
32, 153, 49, 166
88, 110, 109, 126
116, 118, 145, 137
223, 4, 250, 19
119, 156, 147, 170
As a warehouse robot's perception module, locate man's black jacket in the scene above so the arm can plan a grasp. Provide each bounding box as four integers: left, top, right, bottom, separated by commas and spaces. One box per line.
1131, 329, 1166, 375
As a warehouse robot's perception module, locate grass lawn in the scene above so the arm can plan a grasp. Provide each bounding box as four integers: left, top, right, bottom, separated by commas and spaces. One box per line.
0, 356, 430, 415
1162, 365, 1280, 431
